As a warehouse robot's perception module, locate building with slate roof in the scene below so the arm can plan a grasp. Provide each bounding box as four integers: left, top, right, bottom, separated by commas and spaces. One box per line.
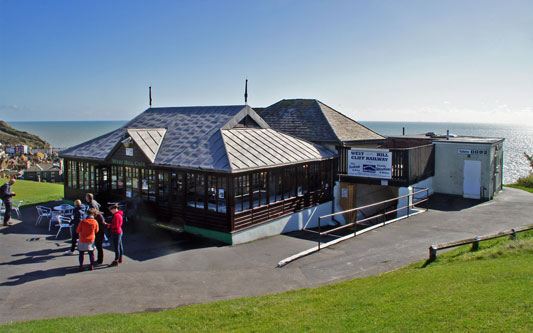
258, 99, 384, 147
258, 99, 436, 223
23, 163, 62, 183
60, 105, 337, 244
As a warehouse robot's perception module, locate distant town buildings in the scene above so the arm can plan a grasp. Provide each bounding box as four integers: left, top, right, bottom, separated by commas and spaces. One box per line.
0, 141, 63, 182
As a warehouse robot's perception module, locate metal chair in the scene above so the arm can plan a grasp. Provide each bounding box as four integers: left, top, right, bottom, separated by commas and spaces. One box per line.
35, 206, 52, 226
55, 216, 73, 239
12, 200, 23, 218
49, 210, 62, 231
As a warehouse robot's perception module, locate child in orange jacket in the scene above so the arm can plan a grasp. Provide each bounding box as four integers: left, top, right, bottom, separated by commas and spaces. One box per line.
76, 208, 99, 271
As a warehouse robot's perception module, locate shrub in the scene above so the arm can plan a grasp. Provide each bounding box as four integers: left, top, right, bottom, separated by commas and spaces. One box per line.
516, 173, 533, 188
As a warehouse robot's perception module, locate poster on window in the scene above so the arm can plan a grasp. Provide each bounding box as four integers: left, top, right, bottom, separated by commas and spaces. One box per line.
348, 148, 392, 179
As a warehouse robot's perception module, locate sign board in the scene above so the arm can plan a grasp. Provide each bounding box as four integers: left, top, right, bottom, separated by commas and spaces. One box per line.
348, 148, 392, 179
457, 148, 488, 155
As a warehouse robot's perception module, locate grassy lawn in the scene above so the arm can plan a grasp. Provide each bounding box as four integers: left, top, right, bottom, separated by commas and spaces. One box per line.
1, 231, 531, 332
505, 184, 533, 194
1, 178, 63, 207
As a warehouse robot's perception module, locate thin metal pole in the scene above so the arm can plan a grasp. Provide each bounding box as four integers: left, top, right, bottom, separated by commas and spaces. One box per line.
318, 216, 321, 250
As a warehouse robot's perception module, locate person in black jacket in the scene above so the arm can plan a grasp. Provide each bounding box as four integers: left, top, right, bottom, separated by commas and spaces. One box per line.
65, 200, 83, 255
1, 178, 16, 226
93, 209, 106, 265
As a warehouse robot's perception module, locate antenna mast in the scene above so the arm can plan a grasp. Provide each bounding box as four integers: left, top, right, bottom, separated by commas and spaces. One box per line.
149, 86, 152, 107
244, 79, 248, 105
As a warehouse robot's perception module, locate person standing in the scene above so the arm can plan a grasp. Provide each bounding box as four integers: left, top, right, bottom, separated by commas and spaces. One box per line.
85, 193, 101, 211
0, 178, 16, 226
106, 204, 123, 266
76, 208, 99, 271
65, 199, 84, 255
94, 209, 106, 265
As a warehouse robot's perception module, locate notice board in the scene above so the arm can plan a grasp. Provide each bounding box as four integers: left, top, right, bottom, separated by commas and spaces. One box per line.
348, 148, 392, 179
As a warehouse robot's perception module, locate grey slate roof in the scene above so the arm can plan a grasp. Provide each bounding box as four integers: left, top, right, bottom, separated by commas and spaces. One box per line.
258, 99, 384, 143
60, 105, 333, 173
25, 164, 61, 172
127, 128, 166, 163
222, 128, 335, 171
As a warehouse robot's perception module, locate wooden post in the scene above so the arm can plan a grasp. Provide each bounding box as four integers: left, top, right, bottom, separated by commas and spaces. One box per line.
429, 246, 437, 261
472, 237, 479, 251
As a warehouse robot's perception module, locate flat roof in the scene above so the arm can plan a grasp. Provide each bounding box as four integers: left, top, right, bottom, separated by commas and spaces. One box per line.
387, 134, 504, 145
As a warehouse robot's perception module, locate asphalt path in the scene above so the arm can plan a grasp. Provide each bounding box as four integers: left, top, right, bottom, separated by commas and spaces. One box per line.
1, 188, 532, 324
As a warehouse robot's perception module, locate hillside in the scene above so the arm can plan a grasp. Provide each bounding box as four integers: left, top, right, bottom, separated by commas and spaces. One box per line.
0, 120, 50, 148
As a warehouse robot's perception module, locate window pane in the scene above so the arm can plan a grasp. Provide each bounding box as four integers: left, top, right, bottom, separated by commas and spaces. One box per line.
207, 175, 217, 212
196, 174, 205, 209
252, 172, 267, 207
187, 173, 196, 208
141, 169, 155, 201
218, 176, 227, 213
158, 171, 169, 200
90, 164, 95, 189
171, 172, 184, 200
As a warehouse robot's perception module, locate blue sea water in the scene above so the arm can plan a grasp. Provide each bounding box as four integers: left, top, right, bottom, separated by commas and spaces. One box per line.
9, 120, 533, 184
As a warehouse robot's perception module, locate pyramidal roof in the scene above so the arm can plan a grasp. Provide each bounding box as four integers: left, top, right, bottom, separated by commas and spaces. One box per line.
59, 105, 335, 172
258, 99, 384, 143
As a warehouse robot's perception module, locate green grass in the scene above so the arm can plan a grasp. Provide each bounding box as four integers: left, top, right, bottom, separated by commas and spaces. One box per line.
1, 178, 64, 207
506, 184, 533, 194
1, 231, 532, 332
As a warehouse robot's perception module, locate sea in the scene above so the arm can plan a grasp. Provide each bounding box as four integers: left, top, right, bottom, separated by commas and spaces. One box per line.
9, 121, 533, 185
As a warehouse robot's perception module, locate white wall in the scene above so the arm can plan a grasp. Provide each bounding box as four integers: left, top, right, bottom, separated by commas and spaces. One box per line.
432, 142, 499, 199
231, 201, 333, 245
397, 177, 433, 217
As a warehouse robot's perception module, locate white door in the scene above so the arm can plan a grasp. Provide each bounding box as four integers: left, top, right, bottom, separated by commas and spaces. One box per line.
463, 160, 482, 199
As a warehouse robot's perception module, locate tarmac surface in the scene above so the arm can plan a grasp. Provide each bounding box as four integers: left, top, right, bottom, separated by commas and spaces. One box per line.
1, 187, 532, 324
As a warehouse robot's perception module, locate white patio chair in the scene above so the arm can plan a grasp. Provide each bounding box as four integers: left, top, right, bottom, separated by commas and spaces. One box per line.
35, 206, 52, 226
55, 216, 73, 239
12, 200, 23, 218
0, 200, 4, 224
49, 210, 62, 231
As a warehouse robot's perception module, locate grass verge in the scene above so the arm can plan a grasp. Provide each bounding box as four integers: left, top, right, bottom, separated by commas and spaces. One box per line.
505, 184, 533, 194
1, 178, 64, 207
1, 231, 532, 332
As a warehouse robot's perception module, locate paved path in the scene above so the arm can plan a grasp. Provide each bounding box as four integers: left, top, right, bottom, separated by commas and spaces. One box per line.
1, 188, 532, 323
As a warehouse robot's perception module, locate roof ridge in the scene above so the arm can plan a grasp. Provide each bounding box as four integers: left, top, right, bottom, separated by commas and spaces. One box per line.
313, 100, 341, 142
317, 100, 384, 140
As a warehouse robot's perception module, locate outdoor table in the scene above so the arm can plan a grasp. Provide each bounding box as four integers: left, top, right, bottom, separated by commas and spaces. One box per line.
53, 204, 75, 217
54, 204, 75, 212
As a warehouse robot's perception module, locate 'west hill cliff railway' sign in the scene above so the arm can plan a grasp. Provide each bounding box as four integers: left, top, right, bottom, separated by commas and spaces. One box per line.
348, 148, 392, 179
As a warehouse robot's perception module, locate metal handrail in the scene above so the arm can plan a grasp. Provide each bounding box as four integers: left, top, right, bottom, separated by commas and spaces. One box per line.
318, 188, 429, 250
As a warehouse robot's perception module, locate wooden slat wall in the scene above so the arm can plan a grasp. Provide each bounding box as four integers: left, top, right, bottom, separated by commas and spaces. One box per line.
232, 189, 330, 233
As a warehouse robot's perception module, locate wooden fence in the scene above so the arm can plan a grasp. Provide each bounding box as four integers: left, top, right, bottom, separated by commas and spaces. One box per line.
428, 225, 533, 261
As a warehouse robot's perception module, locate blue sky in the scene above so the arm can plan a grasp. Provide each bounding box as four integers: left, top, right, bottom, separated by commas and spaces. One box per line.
1, 0, 532, 123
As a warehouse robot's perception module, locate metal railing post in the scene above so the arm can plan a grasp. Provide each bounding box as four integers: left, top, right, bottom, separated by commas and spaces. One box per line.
407, 190, 411, 218
318, 216, 321, 251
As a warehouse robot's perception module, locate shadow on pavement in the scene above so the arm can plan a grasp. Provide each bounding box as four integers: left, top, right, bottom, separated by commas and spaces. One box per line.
418, 193, 484, 211
0, 266, 80, 286
0, 248, 65, 266
3, 203, 228, 263
122, 225, 226, 262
